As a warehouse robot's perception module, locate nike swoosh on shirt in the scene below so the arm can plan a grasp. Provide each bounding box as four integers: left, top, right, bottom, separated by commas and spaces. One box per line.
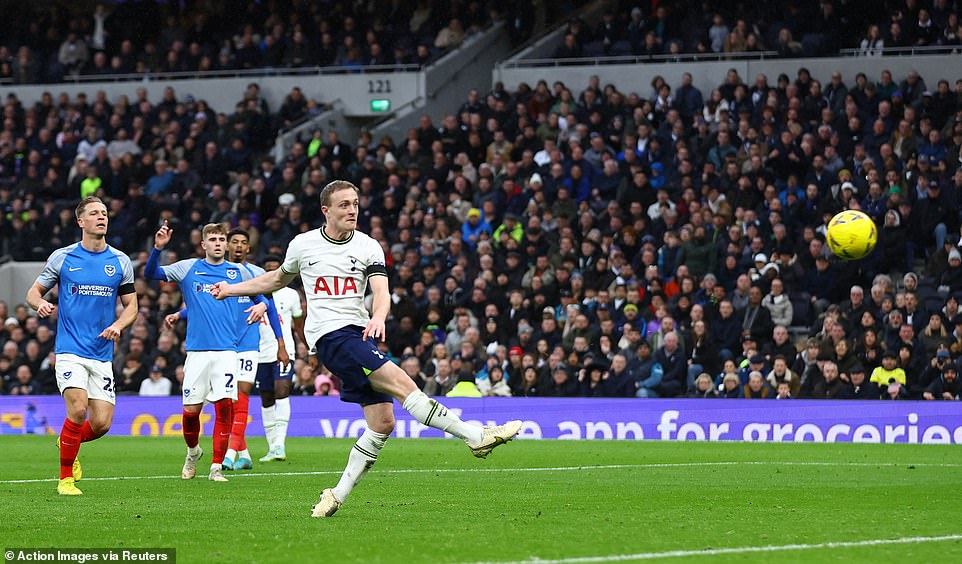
308, 261, 319, 266
69, 267, 82, 271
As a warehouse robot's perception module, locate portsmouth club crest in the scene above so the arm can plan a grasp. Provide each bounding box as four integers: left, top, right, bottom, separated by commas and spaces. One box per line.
104, 264, 116, 277
226, 269, 238, 280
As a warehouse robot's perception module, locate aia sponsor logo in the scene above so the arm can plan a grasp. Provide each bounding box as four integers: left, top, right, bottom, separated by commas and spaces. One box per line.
313, 276, 359, 296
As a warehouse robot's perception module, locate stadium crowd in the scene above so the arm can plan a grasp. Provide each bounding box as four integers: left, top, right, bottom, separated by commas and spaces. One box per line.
1, 54, 962, 400
0, 0, 551, 83
554, 0, 962, 59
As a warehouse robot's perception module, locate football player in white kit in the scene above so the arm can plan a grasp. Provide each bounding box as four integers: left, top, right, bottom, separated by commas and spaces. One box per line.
213, 180, 522, 517
256, 254, 304, 462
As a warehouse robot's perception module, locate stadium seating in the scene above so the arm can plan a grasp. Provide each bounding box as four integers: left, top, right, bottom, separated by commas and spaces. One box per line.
0, 1, 534, 84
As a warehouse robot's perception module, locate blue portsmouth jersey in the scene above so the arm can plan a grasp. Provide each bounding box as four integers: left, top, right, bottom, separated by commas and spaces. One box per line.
36, 243, 135, 362
159, 259, 254, 352
237, 263, 266, 352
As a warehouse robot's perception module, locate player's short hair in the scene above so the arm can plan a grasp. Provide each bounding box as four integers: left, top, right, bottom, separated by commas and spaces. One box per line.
202, 223, 228, 240
75, 196, 104, 219
227, 227, 250, 242
263, 254, 283, 264
319, 180, 360, 208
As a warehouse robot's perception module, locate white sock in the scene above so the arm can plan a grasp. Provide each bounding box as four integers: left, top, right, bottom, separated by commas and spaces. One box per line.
402, 390, 484, 445
261, 405, 277, 450
332, 429, 389, 502
225, 448, 237, 462
274, 397, 291, 450
239, 449, 250, 460
210, 463, 221, 472
188, 445, 201, 457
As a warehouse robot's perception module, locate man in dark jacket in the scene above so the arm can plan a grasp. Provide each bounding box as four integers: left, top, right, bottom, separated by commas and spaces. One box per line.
711, 299, 741, 358
923, 365, 961, 400
914, 181, 951, 247
606, 354, 636, 398
738, 286, 774, 342
545, 365, 579, 397
841, 364, 880, 399
805, 255, 837, 317
654, 331, 686, 397
812, 360, 849, 398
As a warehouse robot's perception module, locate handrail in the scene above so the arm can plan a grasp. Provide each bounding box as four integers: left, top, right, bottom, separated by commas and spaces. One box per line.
1, 63, 423, 86
499, 44, 961, 69
838, 44, 962, 56
500, 51, 781, 68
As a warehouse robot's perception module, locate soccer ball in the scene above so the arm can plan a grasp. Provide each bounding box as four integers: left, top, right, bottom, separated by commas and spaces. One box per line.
826, 210, 878, 260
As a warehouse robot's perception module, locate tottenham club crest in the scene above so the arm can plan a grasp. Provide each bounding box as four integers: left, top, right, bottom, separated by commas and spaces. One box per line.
226, 269, 238, 280
104, 264, 116, 276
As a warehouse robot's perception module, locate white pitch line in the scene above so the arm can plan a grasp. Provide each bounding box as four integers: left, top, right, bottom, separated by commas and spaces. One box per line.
1, 460, 959, 485
463, 534, 962, 564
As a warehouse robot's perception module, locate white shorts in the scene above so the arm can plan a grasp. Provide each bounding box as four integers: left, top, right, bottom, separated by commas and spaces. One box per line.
183, 351, 239, 405
237, 350, 258, 384
56, 353, 116, 405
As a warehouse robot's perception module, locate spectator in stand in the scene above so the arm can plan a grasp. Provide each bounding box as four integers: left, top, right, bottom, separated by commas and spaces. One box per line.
139, 364, 173, 396
923, 363, 961, 400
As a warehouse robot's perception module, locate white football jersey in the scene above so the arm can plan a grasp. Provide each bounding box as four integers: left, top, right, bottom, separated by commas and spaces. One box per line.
281, 228, 387, 347
257, 286, 302, 361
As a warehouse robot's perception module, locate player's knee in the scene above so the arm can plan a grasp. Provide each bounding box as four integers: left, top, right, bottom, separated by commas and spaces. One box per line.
260, 392, 276, 407
214, 399, 232, 420
66, 402, 87, 423
90, 418, 111, 436
369, 414, 395, 435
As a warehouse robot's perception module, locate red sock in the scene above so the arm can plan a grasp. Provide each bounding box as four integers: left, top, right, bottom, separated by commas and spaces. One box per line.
212, 399, 233, 464
79, 420, 105, 443
182, 410, 200, 448
229, 393, 250, 452
59, 419, 82, 479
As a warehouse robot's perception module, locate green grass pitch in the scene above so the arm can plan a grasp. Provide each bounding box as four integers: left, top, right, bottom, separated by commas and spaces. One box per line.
1, 435, 961, 563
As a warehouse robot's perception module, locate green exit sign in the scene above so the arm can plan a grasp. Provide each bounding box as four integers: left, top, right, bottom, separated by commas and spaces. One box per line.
370, 99, 391, 112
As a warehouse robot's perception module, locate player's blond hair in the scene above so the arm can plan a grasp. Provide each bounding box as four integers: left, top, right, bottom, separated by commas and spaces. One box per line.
202, 223, 228, 240
320, 180, 360, 208
75, 196, 104, 219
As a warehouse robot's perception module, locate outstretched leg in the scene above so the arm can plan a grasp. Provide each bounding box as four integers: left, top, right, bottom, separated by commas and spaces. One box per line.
372, 362, 521, 458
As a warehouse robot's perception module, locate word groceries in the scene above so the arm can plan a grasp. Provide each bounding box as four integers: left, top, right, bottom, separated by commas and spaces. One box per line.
4, 549, 173, 563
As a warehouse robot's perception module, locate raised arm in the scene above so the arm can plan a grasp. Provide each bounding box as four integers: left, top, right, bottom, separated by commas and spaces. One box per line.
212, 268, 295, 300
143, 247, 167, 280
144, 221, 175, 280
